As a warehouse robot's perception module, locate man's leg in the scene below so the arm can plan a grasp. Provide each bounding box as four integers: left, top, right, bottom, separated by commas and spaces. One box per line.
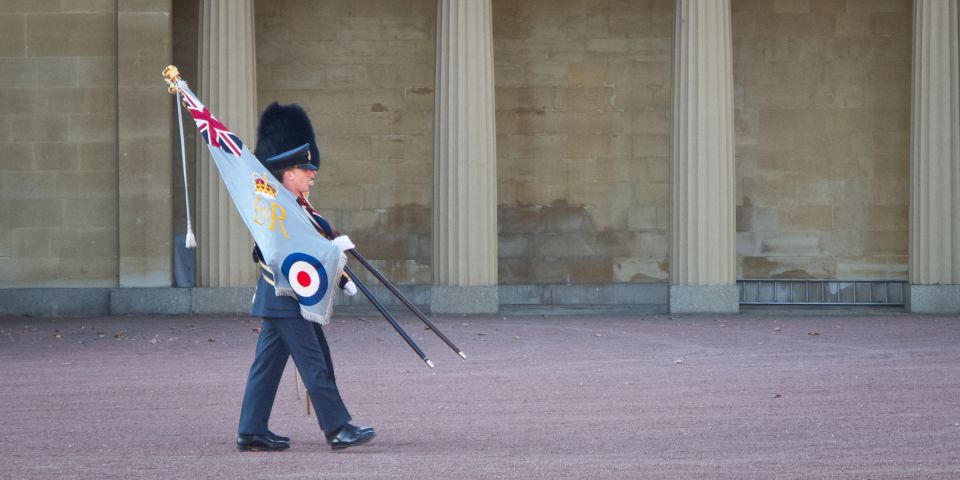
312, 322, 336, 382
272, 318, 351, 436
238, 319, 291, 435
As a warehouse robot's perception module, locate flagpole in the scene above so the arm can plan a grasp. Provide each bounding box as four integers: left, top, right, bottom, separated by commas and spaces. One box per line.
347, 250, 466, 359
306, 210, 466, 360
345, 265, 435, 369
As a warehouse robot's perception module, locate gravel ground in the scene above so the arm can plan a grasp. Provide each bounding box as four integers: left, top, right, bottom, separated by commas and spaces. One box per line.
1, 310, 959, 479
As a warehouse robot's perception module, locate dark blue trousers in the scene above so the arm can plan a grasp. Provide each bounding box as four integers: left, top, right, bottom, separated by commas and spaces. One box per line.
238, 317, 351, 436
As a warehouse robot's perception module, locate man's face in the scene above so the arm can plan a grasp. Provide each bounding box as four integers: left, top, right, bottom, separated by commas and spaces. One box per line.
282, 167, 316, 195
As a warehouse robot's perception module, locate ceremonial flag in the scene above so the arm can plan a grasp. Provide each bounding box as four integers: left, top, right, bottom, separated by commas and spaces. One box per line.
174, 80, 344, 324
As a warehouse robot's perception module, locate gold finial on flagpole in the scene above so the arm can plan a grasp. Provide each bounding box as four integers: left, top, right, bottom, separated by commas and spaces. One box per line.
162, 65, 183, 94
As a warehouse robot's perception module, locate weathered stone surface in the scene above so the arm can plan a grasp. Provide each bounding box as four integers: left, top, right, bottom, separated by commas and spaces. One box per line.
493, 1, 672, 285
63, 0, 116, 13
0, 0, 921, 295
75, 56, 116, 86
110, 287, 190, 315
26, 13, 115, 56
908, 285, 960, 313
614, 257, 669, 282
0, 2, 119, 288
0, 288, 110, 315
0, 15, 25, 56
741, 255, 837, 279
431, 285, 498, 314
669, 285, 739, 313
733, 0, 911, 281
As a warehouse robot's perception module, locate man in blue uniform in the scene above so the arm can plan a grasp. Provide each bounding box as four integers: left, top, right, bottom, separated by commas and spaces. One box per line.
237, 104, 373, 452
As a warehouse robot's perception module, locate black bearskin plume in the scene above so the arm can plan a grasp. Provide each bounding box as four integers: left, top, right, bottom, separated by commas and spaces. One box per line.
253, 102, 320, 169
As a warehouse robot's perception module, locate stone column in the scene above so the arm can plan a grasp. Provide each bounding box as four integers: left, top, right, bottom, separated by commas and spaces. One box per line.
431, 0, 499, 313
669, 0, 738, 313
195, 0, 257, 287
908, 0, 960, 313
118, 1, 173, 287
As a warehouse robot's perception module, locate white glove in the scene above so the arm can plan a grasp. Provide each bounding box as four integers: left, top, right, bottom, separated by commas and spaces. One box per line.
343, 280, 358, 296
331, 235, 355, 252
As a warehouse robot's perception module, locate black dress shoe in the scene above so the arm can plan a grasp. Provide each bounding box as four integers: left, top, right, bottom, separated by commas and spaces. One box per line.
237, 433, 290, 452
266, 430, 290, 443
326, 423, 376, 450
353, 425, 374, 436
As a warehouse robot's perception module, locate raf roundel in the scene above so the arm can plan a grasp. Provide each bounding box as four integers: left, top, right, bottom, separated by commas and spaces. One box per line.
280, 252, 329, 306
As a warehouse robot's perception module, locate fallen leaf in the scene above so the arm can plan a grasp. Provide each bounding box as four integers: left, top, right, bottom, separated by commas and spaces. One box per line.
808, 332, 820, 336
207, 338, 216, 342
114, 331, 124, 339
251, 327, 261, 333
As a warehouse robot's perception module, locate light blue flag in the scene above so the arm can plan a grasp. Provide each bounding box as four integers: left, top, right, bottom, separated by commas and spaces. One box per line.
174, 80, 344, 324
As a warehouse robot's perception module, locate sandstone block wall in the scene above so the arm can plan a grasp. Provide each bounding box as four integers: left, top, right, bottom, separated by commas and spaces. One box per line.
0, 0, 916, 291
254, 0, 436, 285
118, 0, 172, 287
494, 0, 674, 284
733, 0, 912, 280
0, 1, 119, 288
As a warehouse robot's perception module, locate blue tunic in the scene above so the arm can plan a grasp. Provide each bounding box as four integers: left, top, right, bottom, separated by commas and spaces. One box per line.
250, 267, 301, 318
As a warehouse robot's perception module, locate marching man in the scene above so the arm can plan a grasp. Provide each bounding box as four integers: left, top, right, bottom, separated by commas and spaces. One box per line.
237, 103, 374, 452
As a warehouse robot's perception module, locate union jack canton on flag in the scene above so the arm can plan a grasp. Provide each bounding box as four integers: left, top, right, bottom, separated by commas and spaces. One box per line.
176, 80, 345, 325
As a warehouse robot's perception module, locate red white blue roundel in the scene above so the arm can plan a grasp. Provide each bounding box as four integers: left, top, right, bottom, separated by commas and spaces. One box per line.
281, 253, 329, 306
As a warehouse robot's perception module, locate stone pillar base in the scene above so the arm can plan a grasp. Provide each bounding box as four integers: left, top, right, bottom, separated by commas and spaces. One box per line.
908, 285, 960, 313
670, 285, 739, 314
431, 286, 499, 314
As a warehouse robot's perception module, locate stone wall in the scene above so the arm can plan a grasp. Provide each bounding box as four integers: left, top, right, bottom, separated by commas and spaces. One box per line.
0, 0, 917, 293
733, 0, 912, 280
254, 0, 436, 285
118, 1, 172, 287
493, 0, 674, 284
0, 1, 119, 288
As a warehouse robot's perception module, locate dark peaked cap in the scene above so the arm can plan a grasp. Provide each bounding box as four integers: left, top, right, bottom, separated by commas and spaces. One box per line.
254, 102, 320, 169
264, 144, 316, 174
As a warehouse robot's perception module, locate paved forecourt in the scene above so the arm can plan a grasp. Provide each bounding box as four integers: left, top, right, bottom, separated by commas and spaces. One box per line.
1, 310, 958, 479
